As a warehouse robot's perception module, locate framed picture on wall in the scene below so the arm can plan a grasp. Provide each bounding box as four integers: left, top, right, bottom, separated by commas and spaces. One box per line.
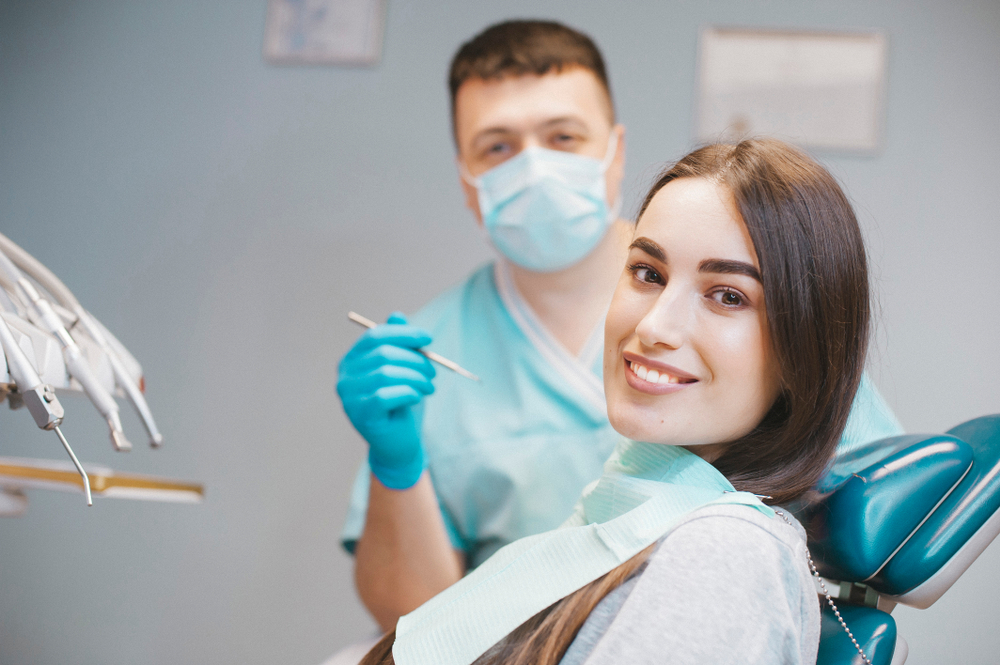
695, 27, 888, 153
263, 0, 387, 66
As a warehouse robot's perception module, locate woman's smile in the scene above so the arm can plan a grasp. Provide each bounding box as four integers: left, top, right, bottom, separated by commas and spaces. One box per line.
623, 352, 698, 394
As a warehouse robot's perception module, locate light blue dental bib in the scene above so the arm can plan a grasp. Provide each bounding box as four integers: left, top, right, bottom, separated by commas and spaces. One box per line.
393, 439, 775, 665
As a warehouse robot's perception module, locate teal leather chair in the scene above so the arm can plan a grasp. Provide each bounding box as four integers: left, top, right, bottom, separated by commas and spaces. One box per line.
806, 415, 1000, 664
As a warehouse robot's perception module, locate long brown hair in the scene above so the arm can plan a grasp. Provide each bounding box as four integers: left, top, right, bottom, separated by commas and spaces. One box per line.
635, 139, 870, 505
361, 138, 870, 665
359, 544, 656, 665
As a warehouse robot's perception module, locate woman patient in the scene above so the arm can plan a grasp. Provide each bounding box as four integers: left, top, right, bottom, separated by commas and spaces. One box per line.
363, 138, 870, 664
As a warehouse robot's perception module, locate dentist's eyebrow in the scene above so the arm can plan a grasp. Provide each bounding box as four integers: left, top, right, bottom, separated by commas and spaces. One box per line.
471, 127, 515, 147
629, 237, 666, 262
699, 259, 762, 283
539, 116, 589, 132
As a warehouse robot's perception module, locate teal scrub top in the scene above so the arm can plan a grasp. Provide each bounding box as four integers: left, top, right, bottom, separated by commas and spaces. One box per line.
340, 261, 903, 569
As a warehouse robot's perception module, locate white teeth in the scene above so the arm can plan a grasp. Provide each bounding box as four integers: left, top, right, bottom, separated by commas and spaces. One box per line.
630, 359, 689, 385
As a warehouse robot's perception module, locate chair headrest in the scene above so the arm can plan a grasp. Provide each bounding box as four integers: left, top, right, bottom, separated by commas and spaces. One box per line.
807, 415, 1000, 608
808, 434, 972, 582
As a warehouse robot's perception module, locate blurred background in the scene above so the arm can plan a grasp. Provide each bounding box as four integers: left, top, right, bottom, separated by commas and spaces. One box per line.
0, 0, 997, 663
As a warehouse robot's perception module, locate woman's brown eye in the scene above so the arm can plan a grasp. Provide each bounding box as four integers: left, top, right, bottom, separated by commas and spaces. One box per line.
634, 267, 661, 283
713, 290, 744, 307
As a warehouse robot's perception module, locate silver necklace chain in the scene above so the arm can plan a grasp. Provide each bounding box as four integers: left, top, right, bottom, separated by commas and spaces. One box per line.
774, 509, 873, 665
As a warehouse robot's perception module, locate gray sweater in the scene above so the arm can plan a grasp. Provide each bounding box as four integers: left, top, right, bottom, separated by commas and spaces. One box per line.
559, 504, 820, 665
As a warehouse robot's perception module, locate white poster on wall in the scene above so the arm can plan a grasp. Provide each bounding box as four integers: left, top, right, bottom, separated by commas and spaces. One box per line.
696, 27, 888, 153
263, 0, 387, 66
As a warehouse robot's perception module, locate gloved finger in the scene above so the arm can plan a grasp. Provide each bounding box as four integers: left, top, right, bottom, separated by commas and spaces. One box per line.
346, 364, 436, 395
340, 382, 423, 420
337, 365, 435, 400
363, 384, 425, 416
344, 324, 433, 359
386, 311, 408, 325
341, 344, 436, 379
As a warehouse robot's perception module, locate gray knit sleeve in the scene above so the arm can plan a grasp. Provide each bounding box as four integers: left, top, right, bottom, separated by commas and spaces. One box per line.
561, 507, 819, 665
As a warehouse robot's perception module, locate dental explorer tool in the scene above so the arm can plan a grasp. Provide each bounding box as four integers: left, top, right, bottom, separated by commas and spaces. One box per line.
347, 311, 481, 382
0, 233, 163, 448
0, 312, 92, 504
0, 248, 132, 451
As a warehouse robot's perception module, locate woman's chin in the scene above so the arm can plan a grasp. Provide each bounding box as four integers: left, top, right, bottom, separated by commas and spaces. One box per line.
609, 406, 682, 445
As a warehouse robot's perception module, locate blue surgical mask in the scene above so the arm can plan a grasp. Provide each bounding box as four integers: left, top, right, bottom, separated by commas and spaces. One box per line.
462, 134, 620, 273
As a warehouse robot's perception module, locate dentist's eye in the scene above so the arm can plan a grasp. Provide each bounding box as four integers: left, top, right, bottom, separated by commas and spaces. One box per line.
628, 263, 663, 285
710, 288, 747, 308
550, 133, 581, 150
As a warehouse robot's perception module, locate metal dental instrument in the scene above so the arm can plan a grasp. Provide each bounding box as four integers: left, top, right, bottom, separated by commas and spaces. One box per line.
0, 232, 162, 448
0, 312, 92, 505
0, 247, 132, 451
54, 427, 93, 506
347, 311, 481, 382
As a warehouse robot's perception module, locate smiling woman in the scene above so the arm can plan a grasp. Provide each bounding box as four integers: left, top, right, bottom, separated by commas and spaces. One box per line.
606, 177, 782, 463
617, 141, 870, 504
360, 138, 871, 665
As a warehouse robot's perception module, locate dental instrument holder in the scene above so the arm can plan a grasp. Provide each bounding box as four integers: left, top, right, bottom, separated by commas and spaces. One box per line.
805, 415, 1000, 664
0, 247, 131, 452
0, 232, 163, 448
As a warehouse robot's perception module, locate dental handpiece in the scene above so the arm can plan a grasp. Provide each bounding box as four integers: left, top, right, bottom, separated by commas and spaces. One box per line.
0, 311, 92, 505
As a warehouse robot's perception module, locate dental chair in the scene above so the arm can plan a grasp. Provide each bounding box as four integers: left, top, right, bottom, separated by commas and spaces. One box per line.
806, 415, 1000, 664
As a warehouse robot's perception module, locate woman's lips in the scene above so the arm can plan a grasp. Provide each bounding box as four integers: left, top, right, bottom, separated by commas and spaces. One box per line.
622, 354, 698, 395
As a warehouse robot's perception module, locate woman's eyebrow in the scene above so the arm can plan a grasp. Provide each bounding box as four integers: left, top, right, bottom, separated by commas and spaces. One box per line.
699, 259, 762, 283
629, 237, 666, 262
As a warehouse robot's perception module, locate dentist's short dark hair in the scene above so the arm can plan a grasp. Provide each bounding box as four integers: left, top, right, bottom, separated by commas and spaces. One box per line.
448, 20, 615, 134
636, 138, 871, 505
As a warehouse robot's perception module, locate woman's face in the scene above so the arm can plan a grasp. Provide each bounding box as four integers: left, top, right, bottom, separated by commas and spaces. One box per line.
604, 177, 781, 460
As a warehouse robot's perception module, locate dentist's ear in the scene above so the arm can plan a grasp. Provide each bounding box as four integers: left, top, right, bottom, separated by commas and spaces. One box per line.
605, 124, 627, 219
456, 156, 484, 226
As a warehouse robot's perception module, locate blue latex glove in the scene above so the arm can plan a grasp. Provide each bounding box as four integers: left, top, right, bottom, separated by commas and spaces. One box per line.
337, 312, 436, 490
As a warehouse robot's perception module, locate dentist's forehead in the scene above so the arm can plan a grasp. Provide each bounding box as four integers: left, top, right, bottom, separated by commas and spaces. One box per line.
454, 69, 612, 145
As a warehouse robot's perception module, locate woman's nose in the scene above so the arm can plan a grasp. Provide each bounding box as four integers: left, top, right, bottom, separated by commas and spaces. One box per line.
635, 287, 689, 350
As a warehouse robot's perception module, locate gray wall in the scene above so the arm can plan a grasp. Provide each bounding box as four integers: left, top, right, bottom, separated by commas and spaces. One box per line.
1, 1, 997, 663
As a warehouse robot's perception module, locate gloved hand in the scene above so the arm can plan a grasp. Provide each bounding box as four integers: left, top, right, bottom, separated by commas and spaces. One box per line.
337, 312, 436, 490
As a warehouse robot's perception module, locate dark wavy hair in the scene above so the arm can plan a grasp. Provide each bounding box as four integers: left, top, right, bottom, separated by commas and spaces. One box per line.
361, 138, 870, 665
